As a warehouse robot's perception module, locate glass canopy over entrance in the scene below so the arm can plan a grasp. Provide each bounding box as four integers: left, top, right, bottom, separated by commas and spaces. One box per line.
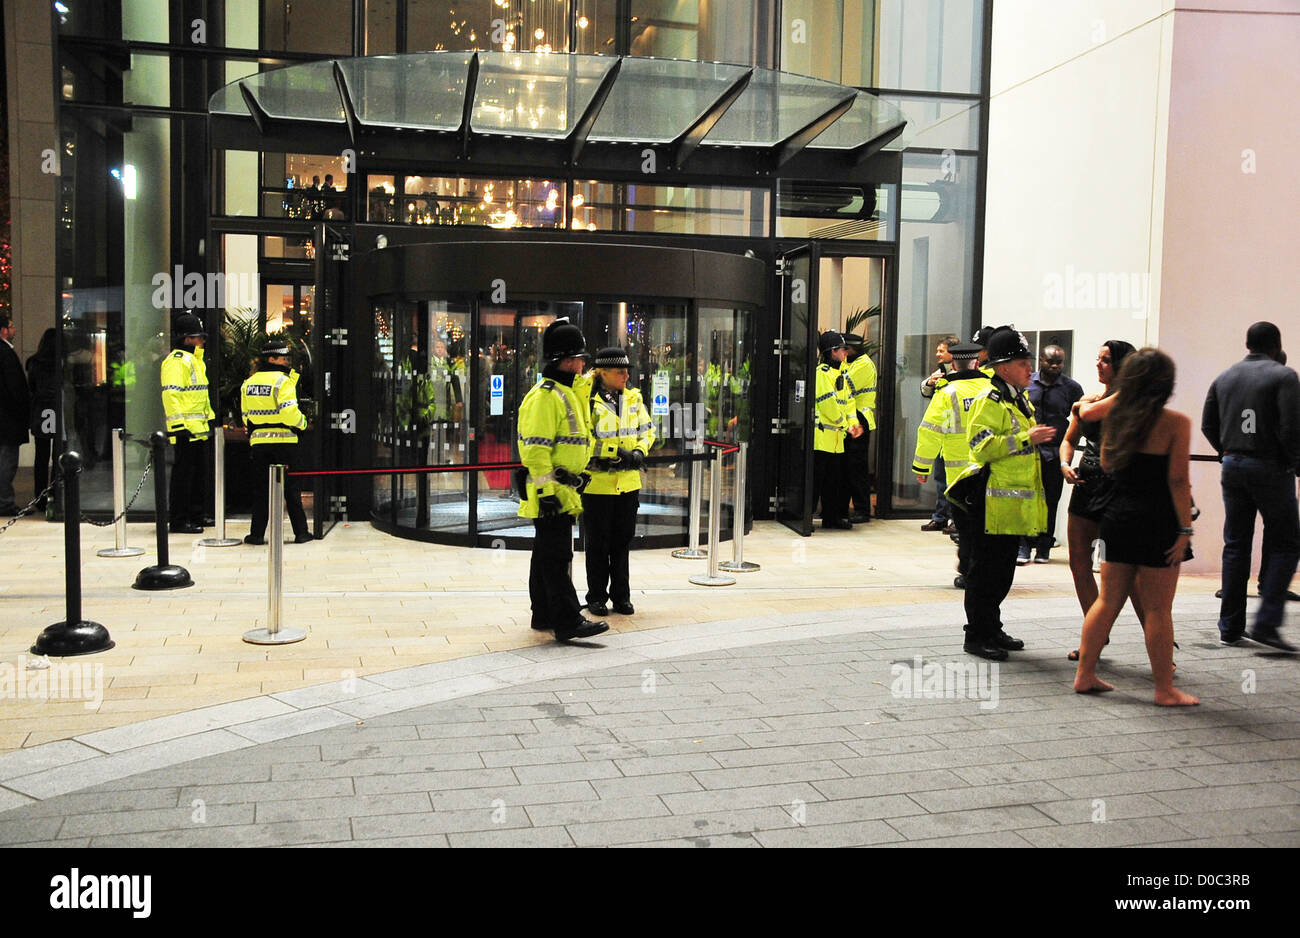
209, 52, 907, 181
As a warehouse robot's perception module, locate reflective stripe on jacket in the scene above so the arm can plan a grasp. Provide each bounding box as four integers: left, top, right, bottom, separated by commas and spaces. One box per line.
912, 373, 990, 479
584, 383, 655, 496
161, 348, 215, 441
947, 381, 1047, 536
845, 355, 878, 431
241, 369, 307, 445
517, 377, 593, 518
813, 363, 858, 454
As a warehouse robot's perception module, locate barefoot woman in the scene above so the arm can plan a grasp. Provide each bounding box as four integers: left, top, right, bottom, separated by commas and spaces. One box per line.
1073, 348, 1198, 706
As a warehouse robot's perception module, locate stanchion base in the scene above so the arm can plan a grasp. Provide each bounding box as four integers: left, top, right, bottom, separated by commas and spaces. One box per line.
30, 621, 115, 657
719, 561, 761, 573
689, 574, 737, 586
242, 627, 307, 645
671, 548, 708, 559
197, 537, 242, 547
132, 565, 194, 590
97, 547, 146, 558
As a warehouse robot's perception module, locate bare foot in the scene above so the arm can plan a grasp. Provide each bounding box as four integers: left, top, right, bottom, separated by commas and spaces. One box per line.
1154, 688, 1199, 706
1074, 675, 1115, 694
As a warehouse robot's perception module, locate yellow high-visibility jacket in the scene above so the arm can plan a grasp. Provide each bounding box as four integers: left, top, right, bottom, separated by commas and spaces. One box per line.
912, 371, 990, 479
584, 382, 655, 496
161, 347, 215, 442
845, 354, 878, 431
517, 376, 593, 518
813, 362, 859, 454
947, 379, 1047, 535
241, 368, 307, 445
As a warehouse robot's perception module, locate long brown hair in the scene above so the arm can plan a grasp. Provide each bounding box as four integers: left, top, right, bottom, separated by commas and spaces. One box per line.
1101, 347, 1175, 473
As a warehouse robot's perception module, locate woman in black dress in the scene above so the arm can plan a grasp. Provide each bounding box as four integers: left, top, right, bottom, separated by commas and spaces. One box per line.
1073, 348, 1198, 706
1061, 341, 1145, 659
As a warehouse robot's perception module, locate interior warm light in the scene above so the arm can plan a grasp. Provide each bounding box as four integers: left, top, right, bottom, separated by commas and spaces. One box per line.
577, 15, 589, 28
571, 193, 585, 208
534, 28, 545, 40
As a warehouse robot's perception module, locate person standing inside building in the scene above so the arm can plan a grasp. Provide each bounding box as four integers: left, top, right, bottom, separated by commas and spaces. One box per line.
161, 312, 214, 533
25, 328, 59, 511
517, 319, 608, 642
1202, 321, 1300, 652
580, 347, 654, 618
0, 315, 31, 517
812, 331, 861, 530
920, 334, 962, 533
913, 340, 989, 589
241, 342, 313, 545
947, 327, 1055, 660
1018, 344, 1084, 565
843, 333, 877, 524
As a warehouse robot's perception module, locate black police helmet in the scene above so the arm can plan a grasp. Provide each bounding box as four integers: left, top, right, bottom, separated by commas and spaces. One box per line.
985, 327, 1033, 365
173, 312, 206, 339
818, 330, 849, 356
260, 343, 293, 358
592, 346, 631, 369
542, 318, 587, 361
971, 325, 995, 348
843, 332, 866, 352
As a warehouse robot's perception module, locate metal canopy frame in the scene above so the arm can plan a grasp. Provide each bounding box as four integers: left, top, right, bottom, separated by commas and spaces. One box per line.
208, 52, 907, 186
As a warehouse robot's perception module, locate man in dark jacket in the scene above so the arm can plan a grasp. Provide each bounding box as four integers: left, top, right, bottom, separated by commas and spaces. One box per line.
1202, 321, 1300, 652
0, 316, 32, 516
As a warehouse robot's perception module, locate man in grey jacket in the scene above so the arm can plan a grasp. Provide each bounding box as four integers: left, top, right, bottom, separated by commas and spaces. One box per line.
1202, 321, 1300, 652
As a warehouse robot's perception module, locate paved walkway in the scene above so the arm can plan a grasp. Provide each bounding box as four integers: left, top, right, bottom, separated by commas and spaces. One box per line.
1, 593, 1296, 847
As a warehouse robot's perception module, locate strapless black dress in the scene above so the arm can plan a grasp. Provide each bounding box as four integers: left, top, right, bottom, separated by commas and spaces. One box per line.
1099, 452, 1183, 567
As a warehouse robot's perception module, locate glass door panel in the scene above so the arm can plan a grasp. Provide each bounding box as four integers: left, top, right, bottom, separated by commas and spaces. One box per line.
777, 246, 817, 535
422, 302, 472, 533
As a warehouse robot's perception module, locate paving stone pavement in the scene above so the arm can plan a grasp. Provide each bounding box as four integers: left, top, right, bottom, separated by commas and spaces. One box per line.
0, 593, 1296, 847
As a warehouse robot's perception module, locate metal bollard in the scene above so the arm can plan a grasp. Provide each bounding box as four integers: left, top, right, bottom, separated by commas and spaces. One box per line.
199, 430, 241, 547
30, 452, 115, 656
690, 446, 736, 587
720, 440, 760, 573
244, 465, 306, 644
671, 437, 708, 559
97, 428, 145, 558
133, 430, 194, 590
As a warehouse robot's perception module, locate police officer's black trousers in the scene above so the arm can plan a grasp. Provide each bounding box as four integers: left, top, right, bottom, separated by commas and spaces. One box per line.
169, 434, 208, 526
812, 451, 849, 523
844, 424, 872, 518
963, 522, 1022, 641
249, 443, 309, 540
582, 491, 639, 606
530, 514, 583, 628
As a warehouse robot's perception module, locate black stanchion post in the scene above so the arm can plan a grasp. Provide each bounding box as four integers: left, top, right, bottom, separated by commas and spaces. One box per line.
133, 430, 194, 591
30, 452, 115, 656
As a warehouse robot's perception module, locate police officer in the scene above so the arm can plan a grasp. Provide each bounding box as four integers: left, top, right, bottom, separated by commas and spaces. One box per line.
947, 327, 1056, 660
843, 332, 876, 523
161, 311, 215, 534
580, 347, 655, 617
241, 342, 313, 545
813, 330, 861, 530
912, 340, 989, 588
518, 319, 609, 642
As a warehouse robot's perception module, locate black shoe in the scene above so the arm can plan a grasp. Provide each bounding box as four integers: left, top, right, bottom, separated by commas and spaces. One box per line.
992, 630, 1025, 651
1287, 591, 1300, 602
1215, 589, 1223, 598
613, 601, 635, 615
954, 575, 966, 589
1245, 628, 1298, 653
920, 520, 945, 532
292, 533, 315, 543
848, 513, 872, 524
963, 639, 1009, 662
1219, 631, 1244, 646
821, 519, 853, 530
243, 535, 265, 545
942, 523, 958, 536
555, 619, 609, 642
170, 523, 203, 534
586, 601, 610, 617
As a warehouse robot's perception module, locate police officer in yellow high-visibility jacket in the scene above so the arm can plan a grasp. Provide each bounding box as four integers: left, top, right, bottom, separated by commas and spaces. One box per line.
813, 331, 861, 530
579, 347, 655, 618
241, 342, 312, 545
946, 327, 1056, 660
843, 332, 877, 523
161, 312, 215, 533
912, 341, 989, 587
517, 319, 608, 643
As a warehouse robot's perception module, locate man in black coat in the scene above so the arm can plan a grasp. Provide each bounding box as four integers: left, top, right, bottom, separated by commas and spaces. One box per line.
0, 315, 32, 516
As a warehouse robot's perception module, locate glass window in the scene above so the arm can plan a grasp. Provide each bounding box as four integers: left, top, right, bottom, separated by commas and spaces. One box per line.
366, 0, 399, 54
630, 0, 775, 67
891, 151, 978, 512
368, 175, 563, 229
879, 94, 980, 152
261, 154, 349, 220
574, 181, 769, 238
262, 0, 353, 55
407, 0, 571, 53
776, 182, 895, 241
575, 0, 618, 54
876, 0, 984, 94
56, 0, 169, 41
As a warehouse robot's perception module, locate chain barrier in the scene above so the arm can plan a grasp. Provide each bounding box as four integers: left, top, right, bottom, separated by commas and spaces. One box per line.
0, 479, 60, 536
81, 455, 153, 528
0, 455, 153, 537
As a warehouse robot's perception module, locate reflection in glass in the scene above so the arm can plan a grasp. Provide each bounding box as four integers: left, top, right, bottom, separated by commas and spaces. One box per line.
574, 181, 768, 238
630, 0, 774, 66
366, 175, 563, 228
